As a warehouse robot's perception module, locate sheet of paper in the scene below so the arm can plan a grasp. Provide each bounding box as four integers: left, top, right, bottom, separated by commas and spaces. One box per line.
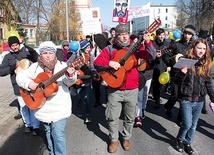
173, 57, 198, 69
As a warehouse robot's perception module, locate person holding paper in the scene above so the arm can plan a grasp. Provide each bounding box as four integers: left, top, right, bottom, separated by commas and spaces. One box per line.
162, 25, 196, 123
173, 38, 214, 154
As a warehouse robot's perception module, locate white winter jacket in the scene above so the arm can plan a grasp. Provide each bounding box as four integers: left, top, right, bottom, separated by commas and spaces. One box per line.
16, 61, 77, 123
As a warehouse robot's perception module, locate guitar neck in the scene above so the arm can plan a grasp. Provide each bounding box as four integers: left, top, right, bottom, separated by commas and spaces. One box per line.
41, 57, 84, 88
119, 35, 144, 65
43, 67, 68, 87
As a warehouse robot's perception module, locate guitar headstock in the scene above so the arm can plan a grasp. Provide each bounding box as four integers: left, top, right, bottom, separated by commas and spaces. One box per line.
147, 18, 162, 33
71, 56, 85, 69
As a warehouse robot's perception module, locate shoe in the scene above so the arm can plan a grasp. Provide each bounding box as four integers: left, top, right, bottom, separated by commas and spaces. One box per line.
175, 140, 184, 152
32, 128, 40, 136
77, 109, 82, 117
85, 116, 92, 123
14, 113, 22, 120
184, 143, 194, 154
201, 108, 208, 114
25, 127, 32, 133
165, 108, 172, 118
122, 139, 131, 151
141, 114, 145, 120
134, 117, 142, 127
108, 140, 119, 153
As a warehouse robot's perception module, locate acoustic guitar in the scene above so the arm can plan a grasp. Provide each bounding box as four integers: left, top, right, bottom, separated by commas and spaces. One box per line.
98, 18, 162, 88
137, 45, 171, 72
15, 59, 32, 74
20, 56, 85, 110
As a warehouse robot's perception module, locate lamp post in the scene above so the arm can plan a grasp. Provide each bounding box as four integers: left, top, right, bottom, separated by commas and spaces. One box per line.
193, 0, 196, 27
66, 0, 69, 41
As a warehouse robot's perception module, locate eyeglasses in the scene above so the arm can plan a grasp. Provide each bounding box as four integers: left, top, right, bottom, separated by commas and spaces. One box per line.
63, 45, 69, 47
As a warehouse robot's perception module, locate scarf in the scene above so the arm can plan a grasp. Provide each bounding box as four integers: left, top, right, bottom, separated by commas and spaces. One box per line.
63, 49, 68, 62
114, 38, 131, 49
37, 56, 57, 73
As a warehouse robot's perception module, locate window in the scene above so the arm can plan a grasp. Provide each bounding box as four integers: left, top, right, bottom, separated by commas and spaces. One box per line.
30, 29, 33, 38
158, 8, 160, 14
165, 24, 168, 28
166, 8, 168, 13
165, 16, 168, 20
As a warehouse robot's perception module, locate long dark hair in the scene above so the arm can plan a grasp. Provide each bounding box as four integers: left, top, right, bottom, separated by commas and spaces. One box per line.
184, 38, 211, 76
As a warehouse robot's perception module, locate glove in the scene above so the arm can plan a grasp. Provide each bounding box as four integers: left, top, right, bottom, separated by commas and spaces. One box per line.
10, 63, 17, 73
209, 102, 214, 113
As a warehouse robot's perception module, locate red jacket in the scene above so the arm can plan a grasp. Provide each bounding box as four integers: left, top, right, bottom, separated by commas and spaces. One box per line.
94, 40, 156, 90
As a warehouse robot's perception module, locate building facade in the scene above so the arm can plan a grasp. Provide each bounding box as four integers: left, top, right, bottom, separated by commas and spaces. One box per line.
132, 4, 177, 34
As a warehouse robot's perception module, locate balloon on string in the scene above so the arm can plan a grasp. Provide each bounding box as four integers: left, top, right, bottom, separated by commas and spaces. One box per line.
69, 41, 79, 52
6, 30, 20, 40
169, 32, 174, 40
150, 31, 156, 41
173, 30, 182, 42
177, 29, 182, 34
159, 72, 170, 85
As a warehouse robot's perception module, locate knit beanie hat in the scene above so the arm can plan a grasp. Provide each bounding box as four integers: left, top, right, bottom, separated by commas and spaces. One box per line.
80, 40, 90, 51
184, 25, 196, 35
39, 41, 57, 55
115, 24, 129, 36
198, 29, 209, 39
62, 40, 69, 46
8, 36, 20, 47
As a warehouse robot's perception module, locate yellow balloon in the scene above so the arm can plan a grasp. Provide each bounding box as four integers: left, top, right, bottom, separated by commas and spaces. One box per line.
150, 31, 156, 41
169, 32, 174, 40
159, 72, 170, 85
6, 30, 20, 40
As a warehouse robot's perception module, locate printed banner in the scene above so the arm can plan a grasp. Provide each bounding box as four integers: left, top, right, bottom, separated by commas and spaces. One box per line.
128, 2, 150, 19
112, 0, 130, 23
80, 7, 102, 35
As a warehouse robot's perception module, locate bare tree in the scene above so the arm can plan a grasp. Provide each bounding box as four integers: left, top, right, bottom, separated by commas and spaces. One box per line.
176, 0, 214, 33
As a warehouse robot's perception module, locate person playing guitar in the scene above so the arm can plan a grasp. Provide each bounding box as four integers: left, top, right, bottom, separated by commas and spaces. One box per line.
68, 39, 99, 123
16, 41, 77, 155
94, 23, 156, 153
151, 28, 171, 109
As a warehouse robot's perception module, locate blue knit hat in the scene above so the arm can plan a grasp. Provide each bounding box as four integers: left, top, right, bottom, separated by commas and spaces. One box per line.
80, 40, 90, 51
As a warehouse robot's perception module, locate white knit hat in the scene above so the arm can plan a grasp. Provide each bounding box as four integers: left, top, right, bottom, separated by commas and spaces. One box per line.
39, 41, 57, 55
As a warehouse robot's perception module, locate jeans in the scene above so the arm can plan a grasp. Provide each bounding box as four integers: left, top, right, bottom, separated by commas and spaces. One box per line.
43, 119, 67, 155
17, 96, 40, 129
76, 84, 92, 115
177, 100, 203, 144
137, 79, 152, 117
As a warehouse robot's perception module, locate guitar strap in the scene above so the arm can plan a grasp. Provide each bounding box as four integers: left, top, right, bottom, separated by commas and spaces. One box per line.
106, 45, 113, 59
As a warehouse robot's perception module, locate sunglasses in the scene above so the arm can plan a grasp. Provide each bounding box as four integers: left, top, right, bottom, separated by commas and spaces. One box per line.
63, 44, 69, 47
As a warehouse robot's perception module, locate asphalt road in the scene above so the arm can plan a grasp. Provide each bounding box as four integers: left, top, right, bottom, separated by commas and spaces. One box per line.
0, 85, 213, 155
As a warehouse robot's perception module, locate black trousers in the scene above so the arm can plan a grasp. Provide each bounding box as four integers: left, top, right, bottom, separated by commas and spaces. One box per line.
152, 68, 161, 104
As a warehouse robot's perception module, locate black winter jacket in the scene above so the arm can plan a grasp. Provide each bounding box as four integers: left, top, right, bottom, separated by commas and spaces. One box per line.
174, 66, 214, 102
0, 46, 38, 95
153, 39, 170, 72
162, 40, 193, 77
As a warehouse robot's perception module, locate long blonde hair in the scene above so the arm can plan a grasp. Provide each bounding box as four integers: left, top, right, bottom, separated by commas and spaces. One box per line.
184, 38, 212, 77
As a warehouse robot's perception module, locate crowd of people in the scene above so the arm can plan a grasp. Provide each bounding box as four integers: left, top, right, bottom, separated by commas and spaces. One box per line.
0, 22, 214, 155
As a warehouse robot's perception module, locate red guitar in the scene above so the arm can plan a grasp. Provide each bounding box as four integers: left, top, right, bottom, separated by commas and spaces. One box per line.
99, 19, 162, 88
20, 57, 85, 110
